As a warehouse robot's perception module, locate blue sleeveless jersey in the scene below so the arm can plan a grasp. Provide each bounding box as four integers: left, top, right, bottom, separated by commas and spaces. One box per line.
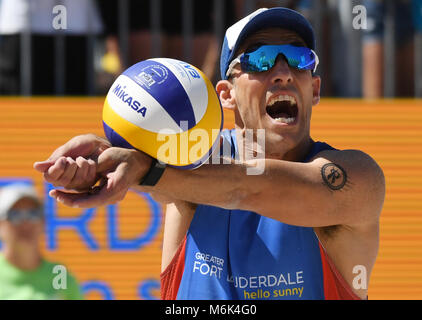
161, 130, 359, 300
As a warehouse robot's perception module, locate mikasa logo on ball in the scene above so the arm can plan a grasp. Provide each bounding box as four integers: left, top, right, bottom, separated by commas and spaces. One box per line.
112, 83, 147, 117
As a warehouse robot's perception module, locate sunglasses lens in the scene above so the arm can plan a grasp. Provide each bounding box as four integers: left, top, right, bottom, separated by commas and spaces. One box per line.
7, 212, 21, 224
242, 47, 277, 72
241, 45, 316, 73
6, 209, 43, 224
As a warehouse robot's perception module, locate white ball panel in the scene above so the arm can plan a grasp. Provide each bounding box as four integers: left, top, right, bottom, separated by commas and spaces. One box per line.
151, 58, 208, 124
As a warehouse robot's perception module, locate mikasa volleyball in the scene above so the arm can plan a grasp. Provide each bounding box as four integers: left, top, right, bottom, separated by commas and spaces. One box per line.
102, 58, 223, 169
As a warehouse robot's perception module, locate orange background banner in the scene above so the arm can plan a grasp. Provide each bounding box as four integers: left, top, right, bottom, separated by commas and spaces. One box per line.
0, 97, 421, 299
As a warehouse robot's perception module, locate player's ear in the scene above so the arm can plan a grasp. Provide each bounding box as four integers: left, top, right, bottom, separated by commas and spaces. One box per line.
312, 75, 321, 106
216, 80, 236, 110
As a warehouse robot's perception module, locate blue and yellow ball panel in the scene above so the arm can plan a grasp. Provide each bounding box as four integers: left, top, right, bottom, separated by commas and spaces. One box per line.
102, 121, 135, 150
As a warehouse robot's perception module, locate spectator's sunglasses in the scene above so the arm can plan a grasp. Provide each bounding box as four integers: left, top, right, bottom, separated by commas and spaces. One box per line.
226, 44, 319, 78
5, 208, 44, 225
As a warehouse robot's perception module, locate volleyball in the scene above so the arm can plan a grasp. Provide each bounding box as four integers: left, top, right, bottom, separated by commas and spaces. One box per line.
102, 58, 223, 169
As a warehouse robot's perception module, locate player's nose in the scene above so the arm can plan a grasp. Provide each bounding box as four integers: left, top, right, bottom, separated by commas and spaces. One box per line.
269, 55, 293, 85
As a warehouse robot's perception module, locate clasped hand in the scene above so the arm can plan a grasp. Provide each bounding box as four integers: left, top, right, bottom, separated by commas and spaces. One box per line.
33, 134, 153, 208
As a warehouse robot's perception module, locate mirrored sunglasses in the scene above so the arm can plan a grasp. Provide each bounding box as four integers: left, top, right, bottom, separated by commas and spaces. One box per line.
226, 44, 319, 78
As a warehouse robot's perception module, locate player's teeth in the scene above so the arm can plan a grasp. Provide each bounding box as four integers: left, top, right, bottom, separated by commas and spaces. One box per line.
269, 95, 297, 106
274, 117, 295, 123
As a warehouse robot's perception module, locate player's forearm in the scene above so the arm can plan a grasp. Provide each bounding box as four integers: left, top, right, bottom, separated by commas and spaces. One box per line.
138, 160, 252, 209
140, 151, 384, 228
138, 156, 370, 228
138, 158, 326, 224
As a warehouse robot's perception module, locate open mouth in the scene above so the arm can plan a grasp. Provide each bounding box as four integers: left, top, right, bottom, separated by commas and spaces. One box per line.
266, 95, 298, 124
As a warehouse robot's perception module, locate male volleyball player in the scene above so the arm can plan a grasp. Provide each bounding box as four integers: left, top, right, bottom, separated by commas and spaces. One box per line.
34, 7, 385, 300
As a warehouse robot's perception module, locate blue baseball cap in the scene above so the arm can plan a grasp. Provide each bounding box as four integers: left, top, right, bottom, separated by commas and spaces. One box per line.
220, 7, 316, 80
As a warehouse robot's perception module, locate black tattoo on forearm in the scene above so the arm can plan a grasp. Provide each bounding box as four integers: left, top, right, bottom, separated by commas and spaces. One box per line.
321, 163, 347, 190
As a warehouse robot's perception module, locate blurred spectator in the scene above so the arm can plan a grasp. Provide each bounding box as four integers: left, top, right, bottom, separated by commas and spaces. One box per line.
0, 183, 83, 300
96, 0, 236, 89
362, 0, 416, 98
0, 0, 103, 95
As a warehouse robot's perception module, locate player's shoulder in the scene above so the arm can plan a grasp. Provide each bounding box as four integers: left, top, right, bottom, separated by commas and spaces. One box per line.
311, 148, 383, 174
312, 147, 384, 181
312, 147, 385, 218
